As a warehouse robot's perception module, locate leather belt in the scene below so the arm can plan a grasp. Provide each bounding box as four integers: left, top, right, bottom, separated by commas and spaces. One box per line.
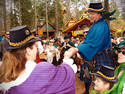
96, 48, 111, 55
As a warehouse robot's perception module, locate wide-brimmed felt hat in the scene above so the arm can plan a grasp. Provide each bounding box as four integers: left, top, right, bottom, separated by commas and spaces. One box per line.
87, 3, 106, 13
92, 65, 118, 83
5, 26, 40, 50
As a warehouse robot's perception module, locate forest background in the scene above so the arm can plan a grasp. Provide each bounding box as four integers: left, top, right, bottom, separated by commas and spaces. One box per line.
0, 0, 125, 37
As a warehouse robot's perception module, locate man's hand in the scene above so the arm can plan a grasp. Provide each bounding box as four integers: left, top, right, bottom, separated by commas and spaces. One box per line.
64, 47, 79, 59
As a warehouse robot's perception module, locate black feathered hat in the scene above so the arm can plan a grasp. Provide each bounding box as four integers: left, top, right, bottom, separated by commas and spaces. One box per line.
87, 3, 105, 13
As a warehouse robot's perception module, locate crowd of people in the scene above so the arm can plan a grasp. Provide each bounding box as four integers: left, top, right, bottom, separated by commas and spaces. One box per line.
0, 2, 125, 94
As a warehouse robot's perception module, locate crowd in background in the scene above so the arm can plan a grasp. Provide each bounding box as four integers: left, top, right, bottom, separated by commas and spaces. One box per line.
0, 27, 125, 94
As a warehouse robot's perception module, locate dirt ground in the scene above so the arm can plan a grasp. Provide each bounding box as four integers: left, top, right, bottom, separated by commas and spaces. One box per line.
75, 73, 85, 94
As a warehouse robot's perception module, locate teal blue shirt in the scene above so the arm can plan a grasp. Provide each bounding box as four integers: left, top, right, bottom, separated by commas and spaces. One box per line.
77, 18, 111, 61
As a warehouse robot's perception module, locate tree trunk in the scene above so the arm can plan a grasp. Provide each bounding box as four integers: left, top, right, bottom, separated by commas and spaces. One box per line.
54, 0, 59, 37
3, 0, 7, 32
104, 0, 110, 25
75, 0, 80, 20
46, 0, 49, 39
10, 0, 13, 28
19, 0, 22, 25
66, 0, 71, 20
34, 0, 37, 30
104, 0, 109, 12
0, 0, 3, 31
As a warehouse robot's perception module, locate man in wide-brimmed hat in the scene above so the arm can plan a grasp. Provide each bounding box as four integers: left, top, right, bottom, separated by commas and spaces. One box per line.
87, 2, 106, 23
64, 2, 114, 94
64, 2, 114, 70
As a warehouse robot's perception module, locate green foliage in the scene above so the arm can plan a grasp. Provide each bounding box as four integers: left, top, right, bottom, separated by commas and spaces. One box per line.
21, 0, 34, 29
37, 0, 46, 19
57, 0, 64, 28
9, 0, 34, 29
39, 0, 64, 29
9, 0, 18, 28
10, 9, 19, 27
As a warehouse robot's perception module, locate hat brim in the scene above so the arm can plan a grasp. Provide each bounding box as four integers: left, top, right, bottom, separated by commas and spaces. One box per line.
91, 73, 118, 83
87, 8, 106, 13
5, 38, 41, 50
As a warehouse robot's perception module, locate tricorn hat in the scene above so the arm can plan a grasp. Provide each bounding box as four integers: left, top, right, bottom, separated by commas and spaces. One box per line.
87, 3, 105, 13
5, 26, 40, 50
92, 65, 118, 83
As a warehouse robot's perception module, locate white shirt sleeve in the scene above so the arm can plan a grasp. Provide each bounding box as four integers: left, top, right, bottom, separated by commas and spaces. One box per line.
63, 58, 77, 73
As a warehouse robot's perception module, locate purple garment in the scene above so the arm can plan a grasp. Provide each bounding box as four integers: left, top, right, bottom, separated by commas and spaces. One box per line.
6, 62, 75, 94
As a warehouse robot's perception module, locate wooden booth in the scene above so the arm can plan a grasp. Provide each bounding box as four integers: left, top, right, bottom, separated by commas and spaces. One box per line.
63, 13, 91, 37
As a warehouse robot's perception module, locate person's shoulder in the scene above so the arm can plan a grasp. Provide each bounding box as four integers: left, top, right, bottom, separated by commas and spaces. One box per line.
36, 62, 54, 69
35, 62, 72, 70
94, 20, 109, 31
29, 62, 55, 78
32, 62, 74, 79
96, 19, 107, 26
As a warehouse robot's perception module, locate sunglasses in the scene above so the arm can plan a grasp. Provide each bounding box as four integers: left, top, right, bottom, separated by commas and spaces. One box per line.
118, 51, 125, 55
